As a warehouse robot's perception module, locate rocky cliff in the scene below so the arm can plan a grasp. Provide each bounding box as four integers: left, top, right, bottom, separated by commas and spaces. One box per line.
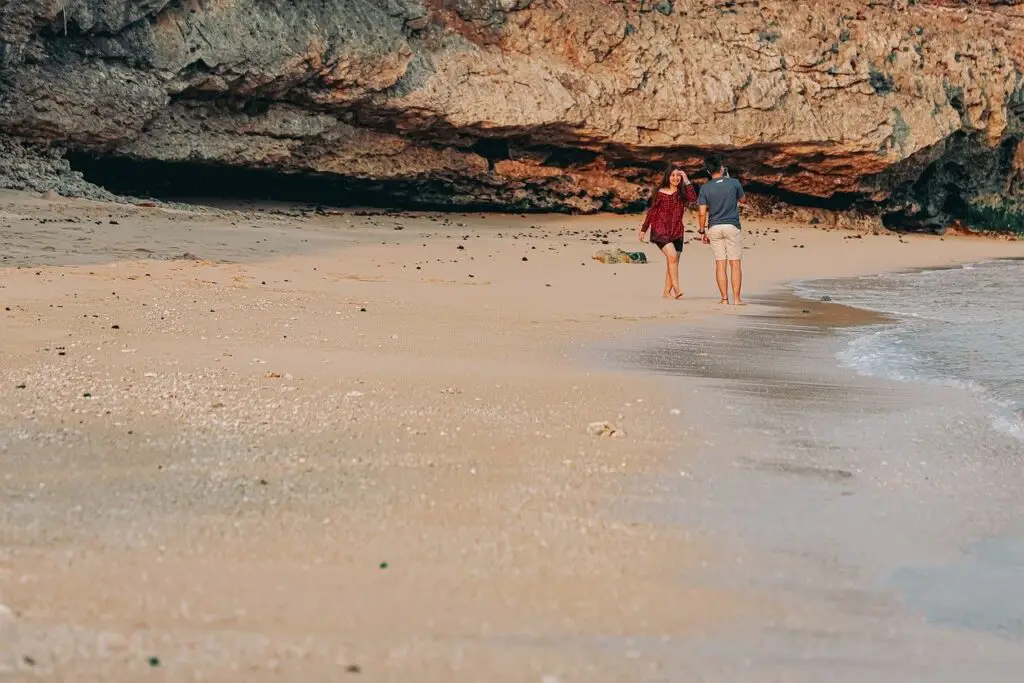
2, 0, 1023, 229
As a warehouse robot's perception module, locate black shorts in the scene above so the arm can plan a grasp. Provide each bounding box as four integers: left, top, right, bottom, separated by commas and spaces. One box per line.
653, 238, 683, 253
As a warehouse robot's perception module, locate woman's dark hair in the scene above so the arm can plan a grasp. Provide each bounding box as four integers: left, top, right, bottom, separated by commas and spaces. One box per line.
703, 154, 724, 176
649, 164, 685, 206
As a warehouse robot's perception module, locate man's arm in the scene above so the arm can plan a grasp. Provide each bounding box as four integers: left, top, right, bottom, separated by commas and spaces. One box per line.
697, 185, 708, 232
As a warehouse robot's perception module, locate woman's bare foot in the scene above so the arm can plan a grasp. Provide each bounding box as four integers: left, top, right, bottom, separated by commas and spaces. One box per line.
674, 292, 684, 299
732, 299, 747, 306
720, 298, 730, 305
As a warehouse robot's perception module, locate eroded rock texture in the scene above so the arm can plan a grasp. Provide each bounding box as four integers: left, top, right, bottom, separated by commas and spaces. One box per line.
2, 0, 1023, 228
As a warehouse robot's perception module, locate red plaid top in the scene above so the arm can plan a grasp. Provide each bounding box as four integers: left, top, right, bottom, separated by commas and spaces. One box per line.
642, 184, 698, 243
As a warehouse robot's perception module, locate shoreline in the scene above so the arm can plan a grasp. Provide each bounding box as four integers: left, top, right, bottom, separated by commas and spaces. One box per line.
611, 266, 1024, 679
3, 189, 1024, 681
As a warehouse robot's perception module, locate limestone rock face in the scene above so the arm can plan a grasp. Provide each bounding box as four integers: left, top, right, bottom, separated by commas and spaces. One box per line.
1, 0, 1022, 228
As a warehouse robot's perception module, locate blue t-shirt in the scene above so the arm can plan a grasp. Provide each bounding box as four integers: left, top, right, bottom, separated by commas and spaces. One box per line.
698, 177, 744, 229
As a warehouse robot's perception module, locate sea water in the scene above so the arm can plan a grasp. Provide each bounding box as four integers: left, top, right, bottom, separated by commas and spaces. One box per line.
795, 259, 1024, 442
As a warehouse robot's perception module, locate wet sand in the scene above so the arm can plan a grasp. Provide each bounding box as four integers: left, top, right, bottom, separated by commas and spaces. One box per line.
611, 297, 1024, 681
2, 190, 1023, 681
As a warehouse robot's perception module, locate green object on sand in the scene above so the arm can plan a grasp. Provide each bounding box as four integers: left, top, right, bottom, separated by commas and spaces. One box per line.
148, 656, 161, 667
379, 561, 389, 569
593, 249, 647, 264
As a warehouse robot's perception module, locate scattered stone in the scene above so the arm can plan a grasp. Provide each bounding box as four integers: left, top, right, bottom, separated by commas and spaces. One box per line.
346, 391, 364, 398
587, 421, 624, 437
346, 664, 363, 674
820, 295, 832, 302
111, 324, 120, 329
592, 249, 647, 264
266, 372, 282, 379
669, 408, 681, 416
15, 383, 26, 389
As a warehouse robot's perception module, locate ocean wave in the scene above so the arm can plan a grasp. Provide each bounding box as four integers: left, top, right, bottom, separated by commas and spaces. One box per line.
793, 260, 1024, 443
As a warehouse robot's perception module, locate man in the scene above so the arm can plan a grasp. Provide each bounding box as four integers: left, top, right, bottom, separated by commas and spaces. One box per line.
697, 155, 745, 305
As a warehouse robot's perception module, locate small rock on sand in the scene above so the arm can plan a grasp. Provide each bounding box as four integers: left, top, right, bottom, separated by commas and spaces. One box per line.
587, 421, 624, 437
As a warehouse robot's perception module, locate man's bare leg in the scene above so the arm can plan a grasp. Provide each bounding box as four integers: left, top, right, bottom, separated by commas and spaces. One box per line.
730, 259, 744, 305
715, 260, 729, 303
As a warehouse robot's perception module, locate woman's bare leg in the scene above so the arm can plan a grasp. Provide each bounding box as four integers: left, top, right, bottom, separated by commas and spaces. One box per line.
672, 247, 683, 297
661, 243, 681, 298
663, 260, 673, 298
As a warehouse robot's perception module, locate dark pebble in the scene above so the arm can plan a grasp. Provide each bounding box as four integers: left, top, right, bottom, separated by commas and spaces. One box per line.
148, 656, 160, 667
346, 664, 362, 674
111, 324, 120, 329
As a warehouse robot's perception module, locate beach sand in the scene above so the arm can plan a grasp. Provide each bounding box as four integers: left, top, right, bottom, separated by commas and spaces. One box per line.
2, 190, 1023, 681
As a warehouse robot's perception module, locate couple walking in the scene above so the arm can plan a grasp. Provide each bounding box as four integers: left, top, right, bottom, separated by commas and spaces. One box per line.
638, 155, 745, 305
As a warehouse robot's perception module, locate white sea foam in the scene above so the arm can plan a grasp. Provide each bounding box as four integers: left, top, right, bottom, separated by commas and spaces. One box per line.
796, 260, 1024, 443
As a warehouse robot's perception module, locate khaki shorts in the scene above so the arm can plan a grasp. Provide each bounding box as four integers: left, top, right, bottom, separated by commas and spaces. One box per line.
708, 224, 742, 261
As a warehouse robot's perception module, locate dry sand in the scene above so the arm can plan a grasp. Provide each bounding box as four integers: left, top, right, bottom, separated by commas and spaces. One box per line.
2, 190, 1023, 682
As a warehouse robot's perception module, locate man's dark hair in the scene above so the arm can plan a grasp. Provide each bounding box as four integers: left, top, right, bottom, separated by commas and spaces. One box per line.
703, 155, 723, 176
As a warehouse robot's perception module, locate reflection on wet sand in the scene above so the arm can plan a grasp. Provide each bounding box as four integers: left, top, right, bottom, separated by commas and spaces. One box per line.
610, 295, 1024, 681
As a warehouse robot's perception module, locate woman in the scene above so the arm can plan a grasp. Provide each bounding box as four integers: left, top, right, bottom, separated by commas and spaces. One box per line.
638, 165, 698, 299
